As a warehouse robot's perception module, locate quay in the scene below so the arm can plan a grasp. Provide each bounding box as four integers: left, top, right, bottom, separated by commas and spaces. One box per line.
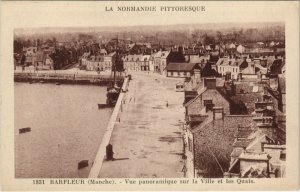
14, 71, 124, 85
90, 71, 185, 178
88, 76, 129, 178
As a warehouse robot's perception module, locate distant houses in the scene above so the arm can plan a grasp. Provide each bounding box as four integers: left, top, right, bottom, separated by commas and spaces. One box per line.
20, 47, 55, 70
80, 52, 116, 71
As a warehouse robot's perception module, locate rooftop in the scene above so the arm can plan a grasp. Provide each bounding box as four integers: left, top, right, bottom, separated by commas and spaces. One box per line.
166, 63, 197, 72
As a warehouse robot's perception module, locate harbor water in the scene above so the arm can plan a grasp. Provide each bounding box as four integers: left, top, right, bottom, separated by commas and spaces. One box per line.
14, 83, 112, 178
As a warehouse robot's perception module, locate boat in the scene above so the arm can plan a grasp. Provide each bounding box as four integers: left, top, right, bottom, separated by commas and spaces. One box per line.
98, 103, 109, 109
19, 127, 31, 134
106, 84, 121, 106
78, 160, 89, 169
106, 37, 122, 107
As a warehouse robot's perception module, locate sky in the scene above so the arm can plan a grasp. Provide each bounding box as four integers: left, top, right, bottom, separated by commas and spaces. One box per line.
2, 1, 289, 30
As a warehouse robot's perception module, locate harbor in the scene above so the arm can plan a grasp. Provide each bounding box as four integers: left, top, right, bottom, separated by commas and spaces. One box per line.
14, 83, 113, 178
15, 71, 185, 178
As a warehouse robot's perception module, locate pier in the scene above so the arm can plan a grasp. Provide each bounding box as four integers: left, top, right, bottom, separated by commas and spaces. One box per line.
88, 76, 129, 178
90, 71, 185, 178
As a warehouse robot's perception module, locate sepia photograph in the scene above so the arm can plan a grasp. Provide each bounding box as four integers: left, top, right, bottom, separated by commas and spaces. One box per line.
1, 1, 299, 191
14, 22, 286, 179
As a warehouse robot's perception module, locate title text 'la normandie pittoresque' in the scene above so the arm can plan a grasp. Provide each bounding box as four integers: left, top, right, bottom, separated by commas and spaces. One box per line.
105, 6, 205, 12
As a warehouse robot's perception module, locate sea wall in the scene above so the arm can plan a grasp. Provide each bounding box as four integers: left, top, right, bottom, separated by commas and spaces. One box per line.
88, 76, 129, 178
14, 72, 124, 86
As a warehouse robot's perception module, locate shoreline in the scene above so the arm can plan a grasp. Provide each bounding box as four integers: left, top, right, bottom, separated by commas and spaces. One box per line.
14, 71, 124, 86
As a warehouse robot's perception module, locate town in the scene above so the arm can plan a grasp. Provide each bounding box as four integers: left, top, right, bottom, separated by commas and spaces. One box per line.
14, 23, 286, 178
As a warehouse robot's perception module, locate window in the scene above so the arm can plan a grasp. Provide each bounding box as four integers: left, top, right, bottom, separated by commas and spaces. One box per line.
204, 100, 213, 111
203, 100, 213, 105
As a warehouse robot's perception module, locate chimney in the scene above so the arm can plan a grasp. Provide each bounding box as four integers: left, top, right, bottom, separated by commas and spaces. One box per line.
204, 78, 216, 89
213, 107, 224, 120
178, 46, 183, 54
257, 73, 262, 82
263, 86, 268, 95
238, 73, 243, 81
194, 68, 201, 84
261, 142, 266, 152
231, 82, 236, 95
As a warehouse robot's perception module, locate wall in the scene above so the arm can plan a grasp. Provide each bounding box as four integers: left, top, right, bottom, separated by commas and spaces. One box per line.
185, 128, 195, 178
218, 65, 240, 79
186, 95, 203, 116
202, 89, 230, 114
167, 71, 190, 78
89, 77, 129, 178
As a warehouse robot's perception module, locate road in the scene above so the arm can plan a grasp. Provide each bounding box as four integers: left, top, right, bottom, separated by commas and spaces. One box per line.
98, 71, 185, 178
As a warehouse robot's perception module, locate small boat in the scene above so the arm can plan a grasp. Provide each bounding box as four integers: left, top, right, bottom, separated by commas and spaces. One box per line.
78, 160, 89, 169
40, 80, 45, 83
98, 104, 110, 109
55, 82, 61, 85
19, 127, 31, 134
106, 85, 120, 107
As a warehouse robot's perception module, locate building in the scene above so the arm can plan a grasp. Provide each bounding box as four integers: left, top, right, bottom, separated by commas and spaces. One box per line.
184, 109, 253, 178
184, 78, 230, 117
225, 129, 286, 178
80, 52, 91, 67
123, 54, 150, 71
81, 51, 116, 71
44, 55, 54, 70
216, 56, 251, 80
85, 55, 105, 71
152, 50, 170, 74
166, 63, 200, 78
216, 55, 271, 80
183, 73, 286, 178
104, 52, 117, 70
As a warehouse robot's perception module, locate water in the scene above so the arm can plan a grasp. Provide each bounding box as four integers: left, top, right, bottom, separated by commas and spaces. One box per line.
14, 83, 112, 178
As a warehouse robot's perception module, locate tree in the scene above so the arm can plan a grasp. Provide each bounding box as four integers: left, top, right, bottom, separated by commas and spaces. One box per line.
200, 33, 215, 45
216, 31, 223, 43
